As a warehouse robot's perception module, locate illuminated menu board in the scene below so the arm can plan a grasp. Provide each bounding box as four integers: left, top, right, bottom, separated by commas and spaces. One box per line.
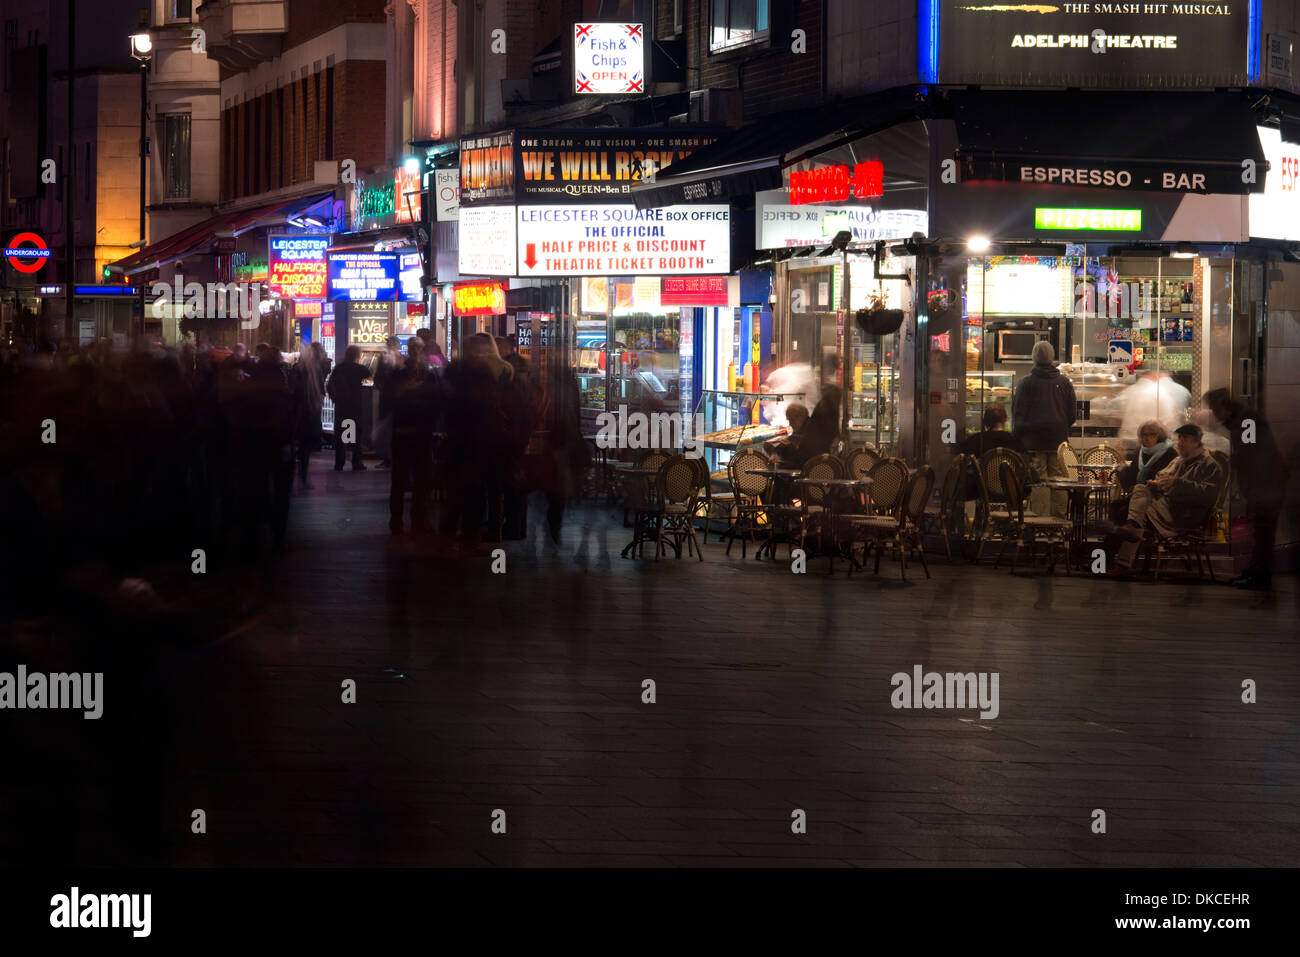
966, 256, 1073, 318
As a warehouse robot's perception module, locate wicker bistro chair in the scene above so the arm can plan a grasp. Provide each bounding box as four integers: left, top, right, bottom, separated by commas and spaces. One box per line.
846, 466, 936, 580
1057, 441, 1081, 480
979, 447, 1028, 509
838, 457, 908, 566
996, 461, 1072, 574
841, 446, 880, 504
726, 448, 774, 559
1141, 462, 1230, 581
624, 449, 669, 535
687, 454, 734, 544
1080, 443, 1122, 467
924, 454, 975, 562
633, 454, 704, 561
796, 453, 846, 558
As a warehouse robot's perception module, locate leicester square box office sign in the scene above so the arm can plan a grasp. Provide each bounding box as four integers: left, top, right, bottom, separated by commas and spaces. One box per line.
936, 1, 1250, 87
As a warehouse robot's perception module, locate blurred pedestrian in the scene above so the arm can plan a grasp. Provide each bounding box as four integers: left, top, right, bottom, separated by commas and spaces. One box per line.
327, 345, 368, 471
1204, 389, 1289, 590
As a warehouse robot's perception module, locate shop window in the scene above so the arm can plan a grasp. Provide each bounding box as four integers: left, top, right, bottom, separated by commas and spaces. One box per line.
163, 113, 191, 199
710, 0, 769, 52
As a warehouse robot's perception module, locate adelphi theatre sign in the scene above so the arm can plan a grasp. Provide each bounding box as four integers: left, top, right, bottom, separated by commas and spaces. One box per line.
938, 1, 1248, 86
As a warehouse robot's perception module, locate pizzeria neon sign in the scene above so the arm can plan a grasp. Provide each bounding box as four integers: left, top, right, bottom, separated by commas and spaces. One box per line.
1035, 208, 1142, 231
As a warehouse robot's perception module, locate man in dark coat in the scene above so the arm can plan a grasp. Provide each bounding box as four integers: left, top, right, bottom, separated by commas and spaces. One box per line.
327, 345, 369, 471
1205, 389, 1289, 590
1011, 340, 1076, 516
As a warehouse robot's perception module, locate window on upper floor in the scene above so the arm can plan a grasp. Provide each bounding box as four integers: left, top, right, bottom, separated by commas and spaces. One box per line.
164, 113, 191, 199
167, 0, 193, 22
710, 0, 769, 53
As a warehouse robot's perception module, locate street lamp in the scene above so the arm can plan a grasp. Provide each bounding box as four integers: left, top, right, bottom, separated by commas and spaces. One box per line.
130, 27, 152, 337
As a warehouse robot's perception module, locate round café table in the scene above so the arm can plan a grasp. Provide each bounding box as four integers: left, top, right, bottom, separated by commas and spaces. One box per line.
793, 476, 875, 571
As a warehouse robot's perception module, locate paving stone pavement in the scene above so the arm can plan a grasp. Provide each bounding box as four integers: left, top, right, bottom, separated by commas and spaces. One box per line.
2, 456, 1297, 867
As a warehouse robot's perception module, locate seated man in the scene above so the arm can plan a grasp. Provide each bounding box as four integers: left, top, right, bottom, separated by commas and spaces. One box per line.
1111, 423, 1223, 572
765, 402, 811, 469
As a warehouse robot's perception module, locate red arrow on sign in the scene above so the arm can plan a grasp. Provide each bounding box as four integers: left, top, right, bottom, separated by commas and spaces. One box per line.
523, 243, 538, 269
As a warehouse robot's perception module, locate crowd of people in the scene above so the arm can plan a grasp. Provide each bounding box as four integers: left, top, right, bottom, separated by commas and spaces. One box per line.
0, 328, 588, 617
339, 329, 587, 550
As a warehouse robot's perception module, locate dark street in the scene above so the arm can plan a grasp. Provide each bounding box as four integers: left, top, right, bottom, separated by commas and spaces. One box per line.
3, 458, 1295, 868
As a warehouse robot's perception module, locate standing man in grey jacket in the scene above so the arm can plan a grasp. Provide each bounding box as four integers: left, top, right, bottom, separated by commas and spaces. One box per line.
1011, 340, 1077, 517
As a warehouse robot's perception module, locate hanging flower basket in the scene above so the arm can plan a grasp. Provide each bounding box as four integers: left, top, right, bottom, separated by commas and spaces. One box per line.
855, 307, 905, 335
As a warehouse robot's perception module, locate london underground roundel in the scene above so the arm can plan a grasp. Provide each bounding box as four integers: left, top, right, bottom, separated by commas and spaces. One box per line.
4, 232, 52, 273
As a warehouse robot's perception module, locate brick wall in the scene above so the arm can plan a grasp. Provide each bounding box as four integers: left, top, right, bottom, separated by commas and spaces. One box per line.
689, 0, 824, 121
285, 0, 386, 50
220, 58, 383, 202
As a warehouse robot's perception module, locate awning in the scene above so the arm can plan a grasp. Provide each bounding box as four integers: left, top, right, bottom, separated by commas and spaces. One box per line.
951, 90, 1268, 195
109, 191, 336, 277
631, 89, 926, 209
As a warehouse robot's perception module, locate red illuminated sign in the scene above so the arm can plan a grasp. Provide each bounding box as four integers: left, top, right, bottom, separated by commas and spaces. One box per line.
406, 302, 428, 317
453, 282, 506, 316
788, 162, 883, 205
294, 300, 324, 318
395, 166, 423, 223
660, 276, 728, 306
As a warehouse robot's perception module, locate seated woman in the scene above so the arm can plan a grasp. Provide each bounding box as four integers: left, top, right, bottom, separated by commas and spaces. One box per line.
765, 402, 811, 469
1109, 419, 1176, 523
956, 403, 1023, 458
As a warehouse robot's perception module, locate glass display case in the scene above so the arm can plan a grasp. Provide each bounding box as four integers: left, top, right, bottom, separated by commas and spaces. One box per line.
963, 371, 1014, 433
693, 389, 804, 472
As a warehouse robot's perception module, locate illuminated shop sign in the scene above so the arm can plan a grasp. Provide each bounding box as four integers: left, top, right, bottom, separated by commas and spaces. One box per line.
1250, 126, 1300, 241
295, 300, 324, 318
756, 190, 928, 247
574, 23, 644, 95
268, 235, 329, 299
517, 129, 716, 203
937, 0, 1249, 86
459, 206, 518, 275
788, 162, 883, 205
395, 166, 423, 223
1034, 208, 1143, 231
661, 276, 728, 306
452, 282, 507, 316
515, 204, 729, 276
328, 252, 412, 302
459, 130, 515, 204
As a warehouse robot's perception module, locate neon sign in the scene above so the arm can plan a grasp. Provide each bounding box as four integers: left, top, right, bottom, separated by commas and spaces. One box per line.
452, 282, 506, 316
789, 162, 883, 205
1034, 208, 1142, 231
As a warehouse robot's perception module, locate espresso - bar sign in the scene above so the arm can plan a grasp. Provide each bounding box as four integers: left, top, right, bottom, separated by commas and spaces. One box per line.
938, 0, 1248, 86
964, 158, 1247, 194
460, 131, 515, 204
517, 130, 718, 202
